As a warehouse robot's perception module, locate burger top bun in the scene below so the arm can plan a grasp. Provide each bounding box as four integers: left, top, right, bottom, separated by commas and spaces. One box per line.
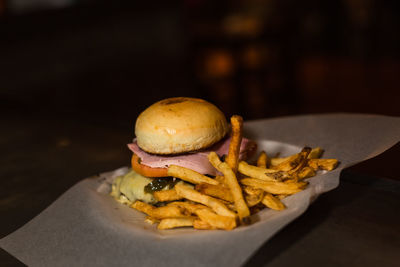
135, 97, 229, 155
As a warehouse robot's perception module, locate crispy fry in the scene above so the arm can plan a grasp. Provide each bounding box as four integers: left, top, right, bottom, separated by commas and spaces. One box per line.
131, 200, 154, 215
193, 219, 217, 230
151, 206, 186, 219
153, 188, 183, 202
287, 147, 312, 176
262, 193, 286, 210
168, 165, 219, 185
216, 198, 237, 211
308, 147, 323, 159
215, 175, 227, 185
238, 161, 287, 181
195, 208, 236, 230
272, 154, 301, 171
297, 166, 316, 179
195, 183, 234, 202
174, 183, 236, 218
243, 186, 265, 207
208, 152, 250, 221
240, 178, 307, 195
131, 201, 186, 219
273, 147, 311, 173
226, 115, 243, 173
270, 147, 323, 166
308, 159, 338, 171
257, 151, 269, 168
270, 156, 289, 166
167, 201, 208, 215
158, 217, 196, 230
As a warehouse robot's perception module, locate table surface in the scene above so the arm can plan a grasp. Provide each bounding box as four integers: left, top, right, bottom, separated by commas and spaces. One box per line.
1, 115, 399, 267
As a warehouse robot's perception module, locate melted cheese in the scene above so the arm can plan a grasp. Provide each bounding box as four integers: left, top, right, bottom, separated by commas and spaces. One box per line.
110, 170, 156, 204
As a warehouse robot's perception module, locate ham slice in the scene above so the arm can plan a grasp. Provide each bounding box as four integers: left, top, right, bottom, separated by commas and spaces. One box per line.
127, 137, 256, 176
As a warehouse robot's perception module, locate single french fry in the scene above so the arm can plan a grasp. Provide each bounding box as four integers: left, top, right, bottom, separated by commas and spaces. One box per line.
272, 154, 302, 171
215, 175, 227, 186
167, 201, 208, 215
174, 183, 236, 218
153, 188, 183, 202
257, 151, 269, 168
271, 147, 322, 167
297, 166, 316, 179
243, 186, 265, 207
287, 147, 312, 176
209, 152, 250, 221
238, 161, 287, 181
270, 156, 289, 166
226, 115, 243, 173
240, 178, 307, 195
262, 193, 286, 210
131, 201, 186, 219
150, 205, 186, 219
158, 217, 196, 230
195, 208, 236, 230
216, 198, 236, 211
131, 200, 154, 215
308, 147, 323, 159
168, 165, 219, 185
273, 147, 311, 173
193, 219, 217, 230
308, 159, 338, 171
195, 183, 234, 202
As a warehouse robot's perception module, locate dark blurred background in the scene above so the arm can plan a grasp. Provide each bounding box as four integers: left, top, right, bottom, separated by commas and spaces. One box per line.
1, 0, 399, 125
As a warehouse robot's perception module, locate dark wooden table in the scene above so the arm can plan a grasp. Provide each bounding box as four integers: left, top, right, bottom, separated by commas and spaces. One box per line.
1, 115, 399, 266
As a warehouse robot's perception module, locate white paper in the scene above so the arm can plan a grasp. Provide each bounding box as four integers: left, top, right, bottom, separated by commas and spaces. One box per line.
1, 114, 399, 267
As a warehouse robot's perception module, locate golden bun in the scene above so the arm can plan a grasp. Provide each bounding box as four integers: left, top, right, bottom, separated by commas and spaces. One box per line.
135, 97, 229, 154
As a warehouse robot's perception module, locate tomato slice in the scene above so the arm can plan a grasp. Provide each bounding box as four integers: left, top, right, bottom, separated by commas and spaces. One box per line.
131, 154, 168, 177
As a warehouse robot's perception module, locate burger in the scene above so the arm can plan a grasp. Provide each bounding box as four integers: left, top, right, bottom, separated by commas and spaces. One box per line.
110, 97, 256, 205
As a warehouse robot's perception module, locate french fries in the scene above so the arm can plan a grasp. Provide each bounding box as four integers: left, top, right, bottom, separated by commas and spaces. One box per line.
308, 147, 323, 159
226, 115, 243, 173
131, 201, 187, 219
158, 217, 196, 230
261, 193, 286, 211
174, 183, 236, 218
193, 219, 216, 230
124, 116, 339, 231
308, 159, 338, 171
256, 151, 269, 168
238, 161, 287, 181
273, 147, 311, 173
209, 152, 250, 222
270, 147, 323, 166
297, 166, 316, 180
167, 201, 208, 214
168, 165, 220, 185
195, 183, 234, 202
243, 186, 264, 207
240, 178, 307, 195
195, 208, 236, 230
153, 188, 183, 202
287, 147, 312, 175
